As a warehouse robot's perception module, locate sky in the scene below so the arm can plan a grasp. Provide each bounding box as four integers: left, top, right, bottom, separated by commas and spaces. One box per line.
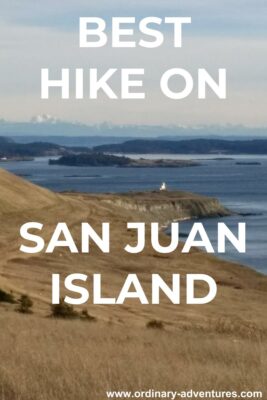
0, 0, 267, 128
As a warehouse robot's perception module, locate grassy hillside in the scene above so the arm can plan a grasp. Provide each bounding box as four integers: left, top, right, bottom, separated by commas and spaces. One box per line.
1, 313, 266, 400
0, 170, 266, 399
0, 169, 59, 214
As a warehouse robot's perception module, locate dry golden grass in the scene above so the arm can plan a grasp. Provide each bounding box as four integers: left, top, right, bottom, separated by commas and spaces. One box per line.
0, 312, 266, 400
0, 169, 266, 399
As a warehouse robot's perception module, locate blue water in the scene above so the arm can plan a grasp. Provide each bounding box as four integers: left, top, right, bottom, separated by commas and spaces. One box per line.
1, 155, 266, 274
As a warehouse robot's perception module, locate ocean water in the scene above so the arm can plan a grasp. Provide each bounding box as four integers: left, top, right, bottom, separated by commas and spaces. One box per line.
1, 155, 266, 274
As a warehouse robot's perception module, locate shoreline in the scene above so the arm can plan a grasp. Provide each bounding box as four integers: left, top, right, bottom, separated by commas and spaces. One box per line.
63, 190, 265, 275
165, 213, 266, 275
64, 190, 265, 274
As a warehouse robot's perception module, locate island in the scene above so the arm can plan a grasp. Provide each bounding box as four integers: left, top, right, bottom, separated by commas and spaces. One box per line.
0, 156, 34, 162
49, 152, 200, 168
94, 138, 267, 154
235, 161, 261, 165
0, 136, 89, 159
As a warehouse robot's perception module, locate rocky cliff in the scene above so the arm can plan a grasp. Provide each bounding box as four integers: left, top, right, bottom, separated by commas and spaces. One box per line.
84, 191, 231, 226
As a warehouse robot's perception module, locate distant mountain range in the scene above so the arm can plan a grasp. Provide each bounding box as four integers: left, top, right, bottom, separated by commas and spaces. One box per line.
0, 119, 266, 143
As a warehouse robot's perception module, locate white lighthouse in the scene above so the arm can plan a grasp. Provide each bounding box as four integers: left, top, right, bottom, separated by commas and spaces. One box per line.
159, 182, 167, 191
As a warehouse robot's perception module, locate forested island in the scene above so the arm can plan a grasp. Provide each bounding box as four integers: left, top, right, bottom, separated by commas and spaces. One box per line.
0, 136, 87, 159
49, 153, 199, 168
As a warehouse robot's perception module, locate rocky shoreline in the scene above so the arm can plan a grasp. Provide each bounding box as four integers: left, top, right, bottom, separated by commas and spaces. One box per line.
69, 190, 232, 226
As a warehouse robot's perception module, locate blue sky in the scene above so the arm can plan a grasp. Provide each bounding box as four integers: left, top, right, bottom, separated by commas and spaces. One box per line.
0, 0, 266, 127
2, 0, 267, 35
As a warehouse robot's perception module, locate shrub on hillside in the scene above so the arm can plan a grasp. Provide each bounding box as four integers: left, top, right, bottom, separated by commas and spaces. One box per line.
146, 319, 164, 330
80, 309, 97, 322
0, 289, 16, 304
51, 299, 79, 319
16, 295, 33, 314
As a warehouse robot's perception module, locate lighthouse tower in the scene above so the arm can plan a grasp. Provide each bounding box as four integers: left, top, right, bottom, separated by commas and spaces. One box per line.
159, 182, 167, 191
